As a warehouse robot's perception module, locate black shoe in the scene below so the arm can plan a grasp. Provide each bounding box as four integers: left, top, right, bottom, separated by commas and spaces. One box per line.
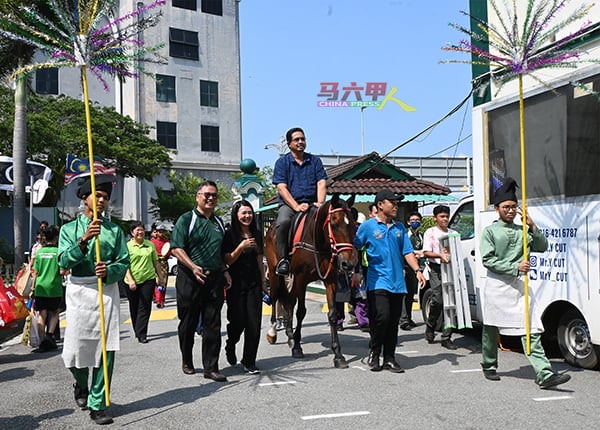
408, 320, 417, 328
225, 344, 237, 366
441, 339, 458, 350
539, 373, 571, 389
425, 327, 435, 344
243, 364, 261, 375
275, 259, 290, 276
336, 324, 344, 331
483, 369, 501, 381
73, 383, 88, 409
204, 371, 228, 382
399, 322, 411, 331
90, 409, 114, 425
359, 325, 370, 333
182, 363, 196, 375
367, 352, 382, 372
382, 358, 405, 373
138, 337, 148, 344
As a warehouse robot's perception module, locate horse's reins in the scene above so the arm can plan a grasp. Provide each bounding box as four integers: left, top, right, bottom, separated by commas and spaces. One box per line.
293, 204, 354, 280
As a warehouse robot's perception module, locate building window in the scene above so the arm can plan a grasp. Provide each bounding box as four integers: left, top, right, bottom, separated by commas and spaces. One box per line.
156, 74, 176, 102
201, 0, 222, 16
35, 68, 58, 95
169, 28, 199, 61
157, 121, 177, 149
172, 0, 196, 10
201, 125, 219, 152
200, 80, 218, 107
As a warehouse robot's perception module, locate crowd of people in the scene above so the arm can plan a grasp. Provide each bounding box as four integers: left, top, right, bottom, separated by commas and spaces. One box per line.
17, 127, 570, 426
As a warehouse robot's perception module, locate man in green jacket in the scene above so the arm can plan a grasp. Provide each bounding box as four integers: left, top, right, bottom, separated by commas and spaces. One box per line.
479, 177, 569, 389
58, 174, 129, 425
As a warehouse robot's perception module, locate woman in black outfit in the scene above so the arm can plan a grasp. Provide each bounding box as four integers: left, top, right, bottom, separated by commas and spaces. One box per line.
222, 200, 268, 374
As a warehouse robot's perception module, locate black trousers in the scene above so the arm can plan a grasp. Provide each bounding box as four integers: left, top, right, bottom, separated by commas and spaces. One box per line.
367, 289, 404, 360
226, 286, 262, 367
176, 266, 225, 373
427, 264, 452, 340
126, 278, 155, 340
401, 268, 418, 324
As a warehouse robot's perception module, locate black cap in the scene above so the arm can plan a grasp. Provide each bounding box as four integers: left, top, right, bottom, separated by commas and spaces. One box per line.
76, 174, 116, 199
493, 177, 518, 206
375, 189, 404, 204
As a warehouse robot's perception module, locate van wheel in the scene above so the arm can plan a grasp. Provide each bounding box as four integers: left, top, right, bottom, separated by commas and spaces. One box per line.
420, 287, 443, 332
171, 265, 178, 277
557, 309, 599, 369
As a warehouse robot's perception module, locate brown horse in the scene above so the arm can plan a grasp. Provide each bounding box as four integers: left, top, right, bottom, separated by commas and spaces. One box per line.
264, 194, 357, 368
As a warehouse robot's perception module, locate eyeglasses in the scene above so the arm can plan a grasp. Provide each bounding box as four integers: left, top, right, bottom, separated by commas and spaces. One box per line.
198, 192, 218, 200
291, 137, 306, 143
499, 205, 518, 212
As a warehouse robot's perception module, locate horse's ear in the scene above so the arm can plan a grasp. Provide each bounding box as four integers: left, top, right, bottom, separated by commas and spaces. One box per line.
346, 194, 355, 208
331, 193, 340, 205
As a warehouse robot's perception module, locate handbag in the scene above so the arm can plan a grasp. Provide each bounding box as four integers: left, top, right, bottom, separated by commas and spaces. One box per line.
0, 275, 29, 329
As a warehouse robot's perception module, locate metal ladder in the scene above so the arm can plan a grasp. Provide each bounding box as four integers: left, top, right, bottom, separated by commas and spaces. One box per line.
440, 233, 472, 330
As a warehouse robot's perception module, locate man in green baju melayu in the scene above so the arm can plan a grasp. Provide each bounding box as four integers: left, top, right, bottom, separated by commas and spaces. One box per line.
58, 174, 129, 425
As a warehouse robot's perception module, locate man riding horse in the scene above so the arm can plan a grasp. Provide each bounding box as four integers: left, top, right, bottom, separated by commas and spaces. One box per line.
272, 127, 328, 276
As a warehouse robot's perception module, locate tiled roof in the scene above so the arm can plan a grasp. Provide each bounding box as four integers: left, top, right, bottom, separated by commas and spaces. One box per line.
327, 178, 451, 195
326, 151, 415, 180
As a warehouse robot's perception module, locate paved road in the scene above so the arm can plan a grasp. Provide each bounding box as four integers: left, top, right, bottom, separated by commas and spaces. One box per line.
1, 283, 598, 429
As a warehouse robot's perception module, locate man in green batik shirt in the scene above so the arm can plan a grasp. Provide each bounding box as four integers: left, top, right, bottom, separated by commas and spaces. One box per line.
58, 174, 129, 425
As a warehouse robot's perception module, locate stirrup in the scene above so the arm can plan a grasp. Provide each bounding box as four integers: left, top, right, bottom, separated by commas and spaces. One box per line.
275, 259, 290, 276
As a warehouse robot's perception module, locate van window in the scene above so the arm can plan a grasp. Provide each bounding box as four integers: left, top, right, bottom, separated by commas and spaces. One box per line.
449, 201, 474, 240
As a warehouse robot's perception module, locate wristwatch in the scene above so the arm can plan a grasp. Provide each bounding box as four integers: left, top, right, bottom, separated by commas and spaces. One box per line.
414, 268, 423, 274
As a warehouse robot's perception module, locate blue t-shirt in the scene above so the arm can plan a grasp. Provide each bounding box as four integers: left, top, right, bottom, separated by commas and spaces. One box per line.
272, 152, 327, 204
353, 217, 414, 293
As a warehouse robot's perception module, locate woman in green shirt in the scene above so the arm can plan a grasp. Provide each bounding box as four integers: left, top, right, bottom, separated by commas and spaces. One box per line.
125, 222, 165, 344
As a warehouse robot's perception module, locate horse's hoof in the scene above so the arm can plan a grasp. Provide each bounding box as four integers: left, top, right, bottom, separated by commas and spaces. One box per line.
291, 348, 304, 359
334, 358, 349, 369
266, 333, 277, 344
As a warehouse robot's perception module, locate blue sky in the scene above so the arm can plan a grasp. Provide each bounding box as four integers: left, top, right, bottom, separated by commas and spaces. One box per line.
239, 0, 473, 170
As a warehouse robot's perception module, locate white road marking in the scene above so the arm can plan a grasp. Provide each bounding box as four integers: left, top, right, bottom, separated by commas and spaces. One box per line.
397, 350, 419, 354
301, 411, 370, 420
532, 395, 573, 402
352, 366, 367, 371
258, 381, 297, 387
450, 368, 482, 373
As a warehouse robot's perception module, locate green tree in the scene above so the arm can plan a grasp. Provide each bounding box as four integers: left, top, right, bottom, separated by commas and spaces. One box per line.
150, 171, 233, 223
0, 0, 37, 266
0, 87, 172, 205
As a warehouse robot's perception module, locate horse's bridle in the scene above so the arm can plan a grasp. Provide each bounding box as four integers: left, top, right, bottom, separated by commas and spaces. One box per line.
303, 205, 355, 280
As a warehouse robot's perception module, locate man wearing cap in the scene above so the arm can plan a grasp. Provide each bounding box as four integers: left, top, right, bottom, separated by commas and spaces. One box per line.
479, 178, 570, 388
272, 127, 327, 276
58, 174, 129, 425
170, 180, 232, 382
353, 189, 425, 372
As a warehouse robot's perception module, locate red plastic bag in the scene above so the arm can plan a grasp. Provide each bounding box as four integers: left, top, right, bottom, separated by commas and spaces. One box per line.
0, 275, 29, 329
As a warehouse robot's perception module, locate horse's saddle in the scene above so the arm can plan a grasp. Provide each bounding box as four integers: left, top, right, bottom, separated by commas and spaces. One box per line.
287, 206, 317, 256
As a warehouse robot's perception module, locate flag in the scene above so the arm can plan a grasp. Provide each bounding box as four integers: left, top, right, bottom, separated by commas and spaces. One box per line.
0, 156, 52, 191
64, 155, 116, 185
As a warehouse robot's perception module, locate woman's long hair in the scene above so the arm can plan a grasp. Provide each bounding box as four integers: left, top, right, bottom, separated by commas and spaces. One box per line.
229, 200, 263, 250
